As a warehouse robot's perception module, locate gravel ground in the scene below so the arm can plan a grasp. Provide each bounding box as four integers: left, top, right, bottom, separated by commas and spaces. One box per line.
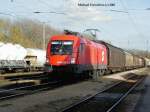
0, 68, 146, 112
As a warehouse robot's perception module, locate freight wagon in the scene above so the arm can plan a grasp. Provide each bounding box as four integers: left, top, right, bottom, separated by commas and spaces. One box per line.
25, 48, 46, 71
0, 60, 29, 73
124, 52, 134, 70
132, 55, 144, 68
94, 40, 126, 73
0, 43, 46, 73
144, 58, 150, 67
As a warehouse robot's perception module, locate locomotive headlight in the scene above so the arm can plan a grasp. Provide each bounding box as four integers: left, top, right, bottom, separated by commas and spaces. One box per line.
71, 58, 76, 64
46, 58, 49, 63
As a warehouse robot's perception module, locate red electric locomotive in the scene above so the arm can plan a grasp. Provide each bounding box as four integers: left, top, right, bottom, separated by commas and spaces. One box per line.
45, 30, 107, 79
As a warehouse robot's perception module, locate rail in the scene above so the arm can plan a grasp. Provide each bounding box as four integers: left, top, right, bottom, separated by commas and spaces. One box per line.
61, 74, 146, 112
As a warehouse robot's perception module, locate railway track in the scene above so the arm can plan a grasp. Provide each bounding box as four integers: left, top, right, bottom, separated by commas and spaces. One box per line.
7, 74, 50, 83
1, 72, 45, 81
61, 74, 146, 112
0, 73, 87, 101
0, 80, 62, 101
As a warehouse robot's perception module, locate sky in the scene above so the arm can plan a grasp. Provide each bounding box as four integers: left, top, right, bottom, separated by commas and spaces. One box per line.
0, 0, 150, 51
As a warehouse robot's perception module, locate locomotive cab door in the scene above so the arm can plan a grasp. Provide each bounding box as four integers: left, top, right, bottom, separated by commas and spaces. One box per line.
76, 43, 85, 73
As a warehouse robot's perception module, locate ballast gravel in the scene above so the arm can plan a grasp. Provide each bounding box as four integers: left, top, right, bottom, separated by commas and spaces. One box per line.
0, 68, 146, 112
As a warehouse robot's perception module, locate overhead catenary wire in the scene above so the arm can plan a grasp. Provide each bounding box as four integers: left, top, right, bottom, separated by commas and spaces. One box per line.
119, 0, 145, 39
0, 1, 38, 21
37, 0, 63, 13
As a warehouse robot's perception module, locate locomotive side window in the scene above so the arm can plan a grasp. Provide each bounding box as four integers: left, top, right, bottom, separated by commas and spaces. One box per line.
51, 41, 73, 55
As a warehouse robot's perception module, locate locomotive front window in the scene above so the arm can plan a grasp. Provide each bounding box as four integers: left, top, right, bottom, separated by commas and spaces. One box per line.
51, 41, 73, 55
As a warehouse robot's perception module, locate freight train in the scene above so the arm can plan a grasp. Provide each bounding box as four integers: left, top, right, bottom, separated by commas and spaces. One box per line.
45, 30, 148, 80
145, 58, 150, 67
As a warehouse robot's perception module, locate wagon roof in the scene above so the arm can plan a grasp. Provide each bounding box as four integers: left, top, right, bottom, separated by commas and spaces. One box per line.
93, 40, 124, 51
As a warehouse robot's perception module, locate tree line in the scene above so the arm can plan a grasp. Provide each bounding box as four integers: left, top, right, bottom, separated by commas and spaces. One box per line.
0, 18, 61, 48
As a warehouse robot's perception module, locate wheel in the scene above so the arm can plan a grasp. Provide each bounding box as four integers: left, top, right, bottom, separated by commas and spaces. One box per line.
92, 70, 99, 81
88, 71, 93, 78
100, 69, 105, 76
